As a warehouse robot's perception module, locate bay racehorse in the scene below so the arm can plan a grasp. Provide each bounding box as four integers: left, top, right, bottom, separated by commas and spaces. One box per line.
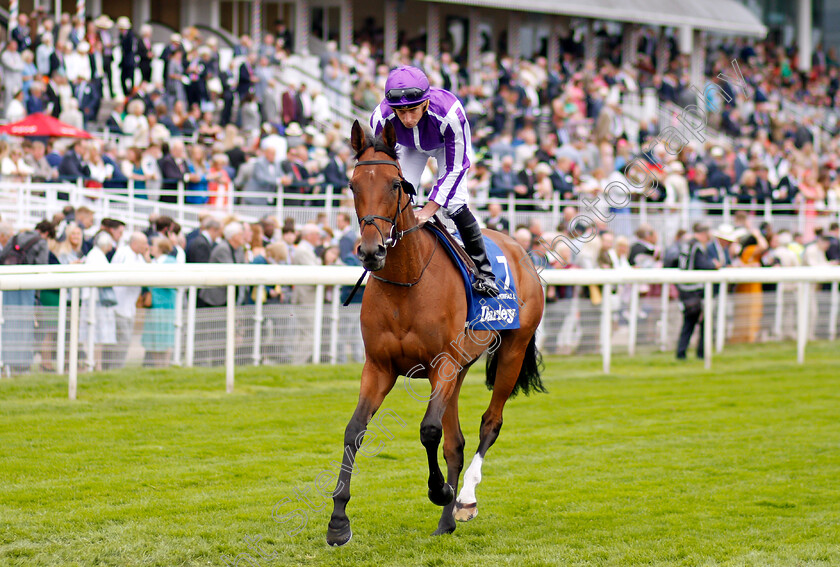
326, 120, 546, 545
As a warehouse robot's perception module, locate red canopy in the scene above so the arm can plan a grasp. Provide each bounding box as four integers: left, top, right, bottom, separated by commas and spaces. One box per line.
0, 113, 92, 139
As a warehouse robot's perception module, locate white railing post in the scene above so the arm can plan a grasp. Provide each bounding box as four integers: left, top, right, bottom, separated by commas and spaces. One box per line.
830, 281, 839, 342
330, 284, 340, 364
507, 192, 516, 234
24, 182, 32, 226
774, 284, 784, 339
716, 281, 727, 353
600, 284, 612, 373
275, 190, 284, 226
69, 287, 80, 400
226, 285, 236, 393
86, 291, 96, 371
173, 288, 184, 366
17, 185, 25, 227
639, 195, 647, 226
177, 181, 186, 226
628, 283, 639, 356
763, 198, 772, 223
723, 196, 731, 224
57, 288, 68, 373
186, 286, 197, 367
46, 184, 58, 216
313, 284, 325, 364
128, 179, 136, 234
704, 282, 713, 369
796, 282, 808, 364
325, 185, 334, 222
103, 189, 111, 219
659, 286, 669, 351
73, 177, 84, 207
252, 286, 264, 366
0, 291, 4, 371
797, 203, 806, 235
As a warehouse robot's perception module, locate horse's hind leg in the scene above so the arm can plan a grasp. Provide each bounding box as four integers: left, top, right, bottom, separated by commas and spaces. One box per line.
433, 372, 467, 535
454, 333, 531, 522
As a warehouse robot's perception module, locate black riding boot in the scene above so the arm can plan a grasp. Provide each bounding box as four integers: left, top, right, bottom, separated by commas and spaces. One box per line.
450, 206, 500, 297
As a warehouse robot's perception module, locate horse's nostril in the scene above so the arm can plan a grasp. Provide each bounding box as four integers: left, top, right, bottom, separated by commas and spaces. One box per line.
376, 245, 386, 257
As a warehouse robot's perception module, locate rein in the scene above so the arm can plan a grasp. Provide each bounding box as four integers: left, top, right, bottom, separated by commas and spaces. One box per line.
371, 236, 438, 287
342, 158, 431, 306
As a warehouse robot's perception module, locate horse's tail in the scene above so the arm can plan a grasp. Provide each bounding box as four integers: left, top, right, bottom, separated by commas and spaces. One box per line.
485, 334, 547, 397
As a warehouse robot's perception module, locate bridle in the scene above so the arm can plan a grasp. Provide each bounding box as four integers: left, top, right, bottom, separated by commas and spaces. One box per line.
354, 159, 421, 248
342, 158, 436, 305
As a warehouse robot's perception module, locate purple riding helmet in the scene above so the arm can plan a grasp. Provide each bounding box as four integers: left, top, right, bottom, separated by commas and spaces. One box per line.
384, 66, 431, 108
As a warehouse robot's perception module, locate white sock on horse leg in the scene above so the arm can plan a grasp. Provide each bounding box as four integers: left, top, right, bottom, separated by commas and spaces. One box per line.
456, 454, 484, 504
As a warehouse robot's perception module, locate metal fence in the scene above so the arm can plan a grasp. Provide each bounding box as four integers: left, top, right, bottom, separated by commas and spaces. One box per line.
1, 264, 838, 400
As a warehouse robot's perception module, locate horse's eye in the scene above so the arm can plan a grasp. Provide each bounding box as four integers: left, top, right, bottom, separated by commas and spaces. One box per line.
392, 180, 401, 191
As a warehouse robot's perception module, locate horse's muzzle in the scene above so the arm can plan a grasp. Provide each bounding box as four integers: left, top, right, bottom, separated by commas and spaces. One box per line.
358, 244, 386, 271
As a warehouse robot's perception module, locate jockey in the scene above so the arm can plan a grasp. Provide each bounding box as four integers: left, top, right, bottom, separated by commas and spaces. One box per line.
370, 66, 500, 297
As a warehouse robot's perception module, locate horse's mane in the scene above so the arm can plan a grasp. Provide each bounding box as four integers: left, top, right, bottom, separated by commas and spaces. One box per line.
354, 131, 398, 161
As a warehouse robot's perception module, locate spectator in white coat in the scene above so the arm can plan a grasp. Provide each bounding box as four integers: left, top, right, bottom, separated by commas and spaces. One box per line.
80, 232, 117, 371
1, 40, 25, 112
109, 232, 150, 368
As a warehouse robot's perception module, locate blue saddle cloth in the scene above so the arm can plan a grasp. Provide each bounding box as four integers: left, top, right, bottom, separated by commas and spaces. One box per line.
426, 224, 521, 331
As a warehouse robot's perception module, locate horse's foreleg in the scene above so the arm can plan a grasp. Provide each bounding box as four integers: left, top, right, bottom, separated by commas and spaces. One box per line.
327, 363, 395, 547
433, 377, 466, 535
421, 371, 459, 508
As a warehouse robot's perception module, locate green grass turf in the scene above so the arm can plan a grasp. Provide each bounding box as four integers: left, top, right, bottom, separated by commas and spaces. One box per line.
1, 342, 839, 567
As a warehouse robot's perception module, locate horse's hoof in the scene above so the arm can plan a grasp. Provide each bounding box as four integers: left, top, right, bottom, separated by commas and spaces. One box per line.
428, 483, 454, 506
326, 522, 352, 547
453, 501, 478, 522
432, 523, 456, 536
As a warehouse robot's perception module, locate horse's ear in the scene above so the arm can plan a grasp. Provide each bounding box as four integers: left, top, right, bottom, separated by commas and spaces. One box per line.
350, 120, 367, 155
382, 120, 397, 150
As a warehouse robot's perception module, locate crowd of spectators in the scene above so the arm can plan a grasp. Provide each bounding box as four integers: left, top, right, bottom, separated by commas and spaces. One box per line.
3, 9, 840, 367
0, 207, 363, 373
3, 9, 840, 223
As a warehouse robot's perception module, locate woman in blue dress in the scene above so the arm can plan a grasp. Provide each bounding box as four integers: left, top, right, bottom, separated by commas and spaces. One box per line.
142, 237, 177, 367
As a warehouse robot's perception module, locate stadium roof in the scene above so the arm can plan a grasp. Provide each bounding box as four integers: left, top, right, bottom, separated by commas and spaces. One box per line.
424, 0, 767, 38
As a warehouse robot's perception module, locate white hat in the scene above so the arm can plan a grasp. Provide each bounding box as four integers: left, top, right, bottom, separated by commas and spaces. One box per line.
713, 224, 736, 241
77, 41, 90, 54
94, 15, 113, 29
666, 161, 684, 174
285, 122, 303, 137
710, 146, 725, 158
534, 162, 553, 176
170, 33, 182, 44
116, 17, 132, 30
713, 224, 748, 242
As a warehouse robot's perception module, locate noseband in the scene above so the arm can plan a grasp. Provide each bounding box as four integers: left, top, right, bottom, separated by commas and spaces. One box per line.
354, 159, 420, 248
342, 158, 432, 306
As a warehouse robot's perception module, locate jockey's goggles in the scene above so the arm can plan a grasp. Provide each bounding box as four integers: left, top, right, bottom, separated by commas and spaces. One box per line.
385, 87, 428, 106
